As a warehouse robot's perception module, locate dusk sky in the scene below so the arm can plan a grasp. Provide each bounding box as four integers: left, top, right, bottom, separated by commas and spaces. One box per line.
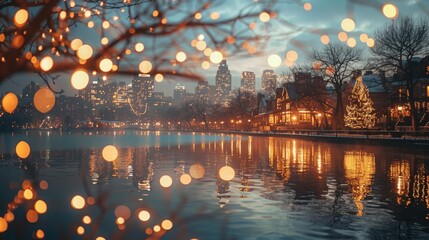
1, 0, 429, 97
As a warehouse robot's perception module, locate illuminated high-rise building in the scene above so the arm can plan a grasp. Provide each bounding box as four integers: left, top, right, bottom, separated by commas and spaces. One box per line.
215, 60, 232, 105
78, 79, 107, 118
132, 74, 154, 113
109, 81, 130, 108
173, 83, 186, 104
240, 71, 256, 94
261, 69, 277, 96
52, 95, 87, 121
195, 81, 211, 102
21, 81, 40, 100
215, 60, 231, 92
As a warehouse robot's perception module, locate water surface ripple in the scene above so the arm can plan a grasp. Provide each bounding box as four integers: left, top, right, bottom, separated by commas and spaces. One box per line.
0, 130, 428, 239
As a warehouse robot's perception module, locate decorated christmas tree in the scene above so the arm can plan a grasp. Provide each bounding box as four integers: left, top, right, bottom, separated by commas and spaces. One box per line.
344, 76, 376, 129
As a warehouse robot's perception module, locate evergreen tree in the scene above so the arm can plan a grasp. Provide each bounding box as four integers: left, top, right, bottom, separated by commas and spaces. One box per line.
344, 76, 376, 129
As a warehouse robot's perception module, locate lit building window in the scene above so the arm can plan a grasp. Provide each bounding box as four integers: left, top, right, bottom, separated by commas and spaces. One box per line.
416, 102, 421, 109
285, 113, 291, 122
299, 113, 311, 122
426, 86, 429, 97
269, 115, 274, 124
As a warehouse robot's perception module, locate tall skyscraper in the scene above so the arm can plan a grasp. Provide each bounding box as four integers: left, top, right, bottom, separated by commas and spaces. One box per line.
78, 79, 107, 118
240, 71, 256, 94
21, 81, 39, 100
173, 83, 186, 105
261, 69, 277, 96
19, 81, 41, 119
215, 60, 232, 105
111, 81, 130, 108
195, 81, 210, 102
132, 74, 154, 114
215, 60, 232, 92
52, 95, 87, 121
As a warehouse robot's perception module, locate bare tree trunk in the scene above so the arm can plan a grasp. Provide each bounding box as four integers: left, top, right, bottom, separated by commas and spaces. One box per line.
408, 86, 418, 131
323, 113, 329, 129
334, 91, 345, 130
307, 44, 362, 130
203, 117, 209, 131
311, 114, 318, 128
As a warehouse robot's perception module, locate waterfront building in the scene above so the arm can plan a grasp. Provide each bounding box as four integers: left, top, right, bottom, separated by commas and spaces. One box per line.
254, 71, 329, 130
388, 56, 429, 128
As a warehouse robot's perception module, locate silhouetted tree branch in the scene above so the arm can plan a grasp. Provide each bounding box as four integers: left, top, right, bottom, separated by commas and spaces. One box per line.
0, 0, 276, 84
307, 43, 363, 130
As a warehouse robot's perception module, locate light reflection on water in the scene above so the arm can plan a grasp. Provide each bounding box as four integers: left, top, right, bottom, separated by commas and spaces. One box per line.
0, 131, 429, 239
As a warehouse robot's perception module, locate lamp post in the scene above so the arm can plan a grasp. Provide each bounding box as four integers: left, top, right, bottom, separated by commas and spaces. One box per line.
397, 105, 403, 120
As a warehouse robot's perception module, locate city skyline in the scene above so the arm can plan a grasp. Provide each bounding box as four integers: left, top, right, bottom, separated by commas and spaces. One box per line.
0, 60, 283, 98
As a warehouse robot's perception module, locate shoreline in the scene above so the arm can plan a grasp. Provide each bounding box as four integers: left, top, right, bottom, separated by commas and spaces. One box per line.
226, 130, 429, 149
3, 128, 429, 149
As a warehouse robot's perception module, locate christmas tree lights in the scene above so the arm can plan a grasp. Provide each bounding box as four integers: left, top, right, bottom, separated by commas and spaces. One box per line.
345, 76, 376, 129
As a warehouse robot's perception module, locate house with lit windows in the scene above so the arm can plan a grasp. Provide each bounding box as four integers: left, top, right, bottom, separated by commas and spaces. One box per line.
253, 72, 329, 131
389, 56, 429, 128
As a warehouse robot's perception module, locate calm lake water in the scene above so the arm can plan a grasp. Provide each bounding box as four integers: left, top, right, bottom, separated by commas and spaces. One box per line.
1, 130, 429, 239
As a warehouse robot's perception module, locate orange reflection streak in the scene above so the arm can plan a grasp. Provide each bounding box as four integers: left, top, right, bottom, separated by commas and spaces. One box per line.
247, 137, 252, 159
389, 160, 411, 205
112, 148, 133, 178
237, 137, 242, 158
268, 137, 274, 167
411, 162, 429, 208
317, 145, 322, 174
344, 150, 376, 216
